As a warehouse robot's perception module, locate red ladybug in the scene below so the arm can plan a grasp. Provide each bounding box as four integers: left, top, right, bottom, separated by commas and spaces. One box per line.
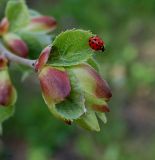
89, 36, 105, 52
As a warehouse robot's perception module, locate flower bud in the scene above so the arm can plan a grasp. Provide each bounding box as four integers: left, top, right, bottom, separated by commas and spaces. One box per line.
3, 33, 28, 58
26, 16, 57, 33
71, 63, 112, 112
34, 45, 51, 72
38, 66, 71, 106
0, 56, 17, 107
0, 18, 9, 36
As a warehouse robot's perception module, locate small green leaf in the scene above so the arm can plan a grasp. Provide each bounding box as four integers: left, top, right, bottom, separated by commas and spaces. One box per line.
87, 58, 100, 72
48, 69, 86, 121
18, 31, 51, 59
48, 29, 94, 66
76, 110, 100, 131
96, 112, 107, 123
5, 0, 30, 31
0, 105, 15, 123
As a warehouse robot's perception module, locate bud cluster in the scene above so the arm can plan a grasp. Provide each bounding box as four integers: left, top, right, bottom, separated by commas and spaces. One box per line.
34, 46, 112, 131
0, 15, 56, 58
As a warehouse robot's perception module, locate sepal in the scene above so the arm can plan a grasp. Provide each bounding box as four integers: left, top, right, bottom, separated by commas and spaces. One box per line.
76, 110, 100, 131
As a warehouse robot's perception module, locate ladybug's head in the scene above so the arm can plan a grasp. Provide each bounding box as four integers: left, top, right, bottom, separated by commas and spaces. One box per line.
101, 45, 105, 52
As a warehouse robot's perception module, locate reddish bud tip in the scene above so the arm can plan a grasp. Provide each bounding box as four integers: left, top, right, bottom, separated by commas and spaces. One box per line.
93, 104, 110, 113
34, 45, 51, 72
0, 55, 8, 69
27, 16, 57, 33
0, 17, 9, 36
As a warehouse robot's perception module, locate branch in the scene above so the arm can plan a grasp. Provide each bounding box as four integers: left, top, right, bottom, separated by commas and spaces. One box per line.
0, 42, 36, 68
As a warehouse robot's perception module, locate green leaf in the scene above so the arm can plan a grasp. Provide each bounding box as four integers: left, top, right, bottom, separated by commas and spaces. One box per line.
48, 29, 94, 66
48, 69, 86, 121
76, 110, 100, 131
5, 0, 30, 31
18, 31, 51, 59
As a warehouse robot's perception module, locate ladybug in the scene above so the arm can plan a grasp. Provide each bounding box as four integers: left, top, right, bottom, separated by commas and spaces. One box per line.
89, 36, 105, 52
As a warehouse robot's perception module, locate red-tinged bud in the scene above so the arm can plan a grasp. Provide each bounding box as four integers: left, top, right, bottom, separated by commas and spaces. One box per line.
0, 63, 17, 107
3, 33, 28, 58
0, 55, 8, 70
34, 46, 51, 72
71, 63, 112, 101
38, 66, 71, 106
0, 81, 13, 106
0, 18, 9, 36
26, 16, 57, 33
70, 63, 112, 113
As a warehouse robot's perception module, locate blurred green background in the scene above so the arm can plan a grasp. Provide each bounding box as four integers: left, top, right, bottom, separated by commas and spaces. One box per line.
1, 0, 155, 159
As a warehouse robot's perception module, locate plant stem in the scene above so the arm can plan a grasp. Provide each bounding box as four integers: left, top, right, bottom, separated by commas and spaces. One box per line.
0, 42, 36, 68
